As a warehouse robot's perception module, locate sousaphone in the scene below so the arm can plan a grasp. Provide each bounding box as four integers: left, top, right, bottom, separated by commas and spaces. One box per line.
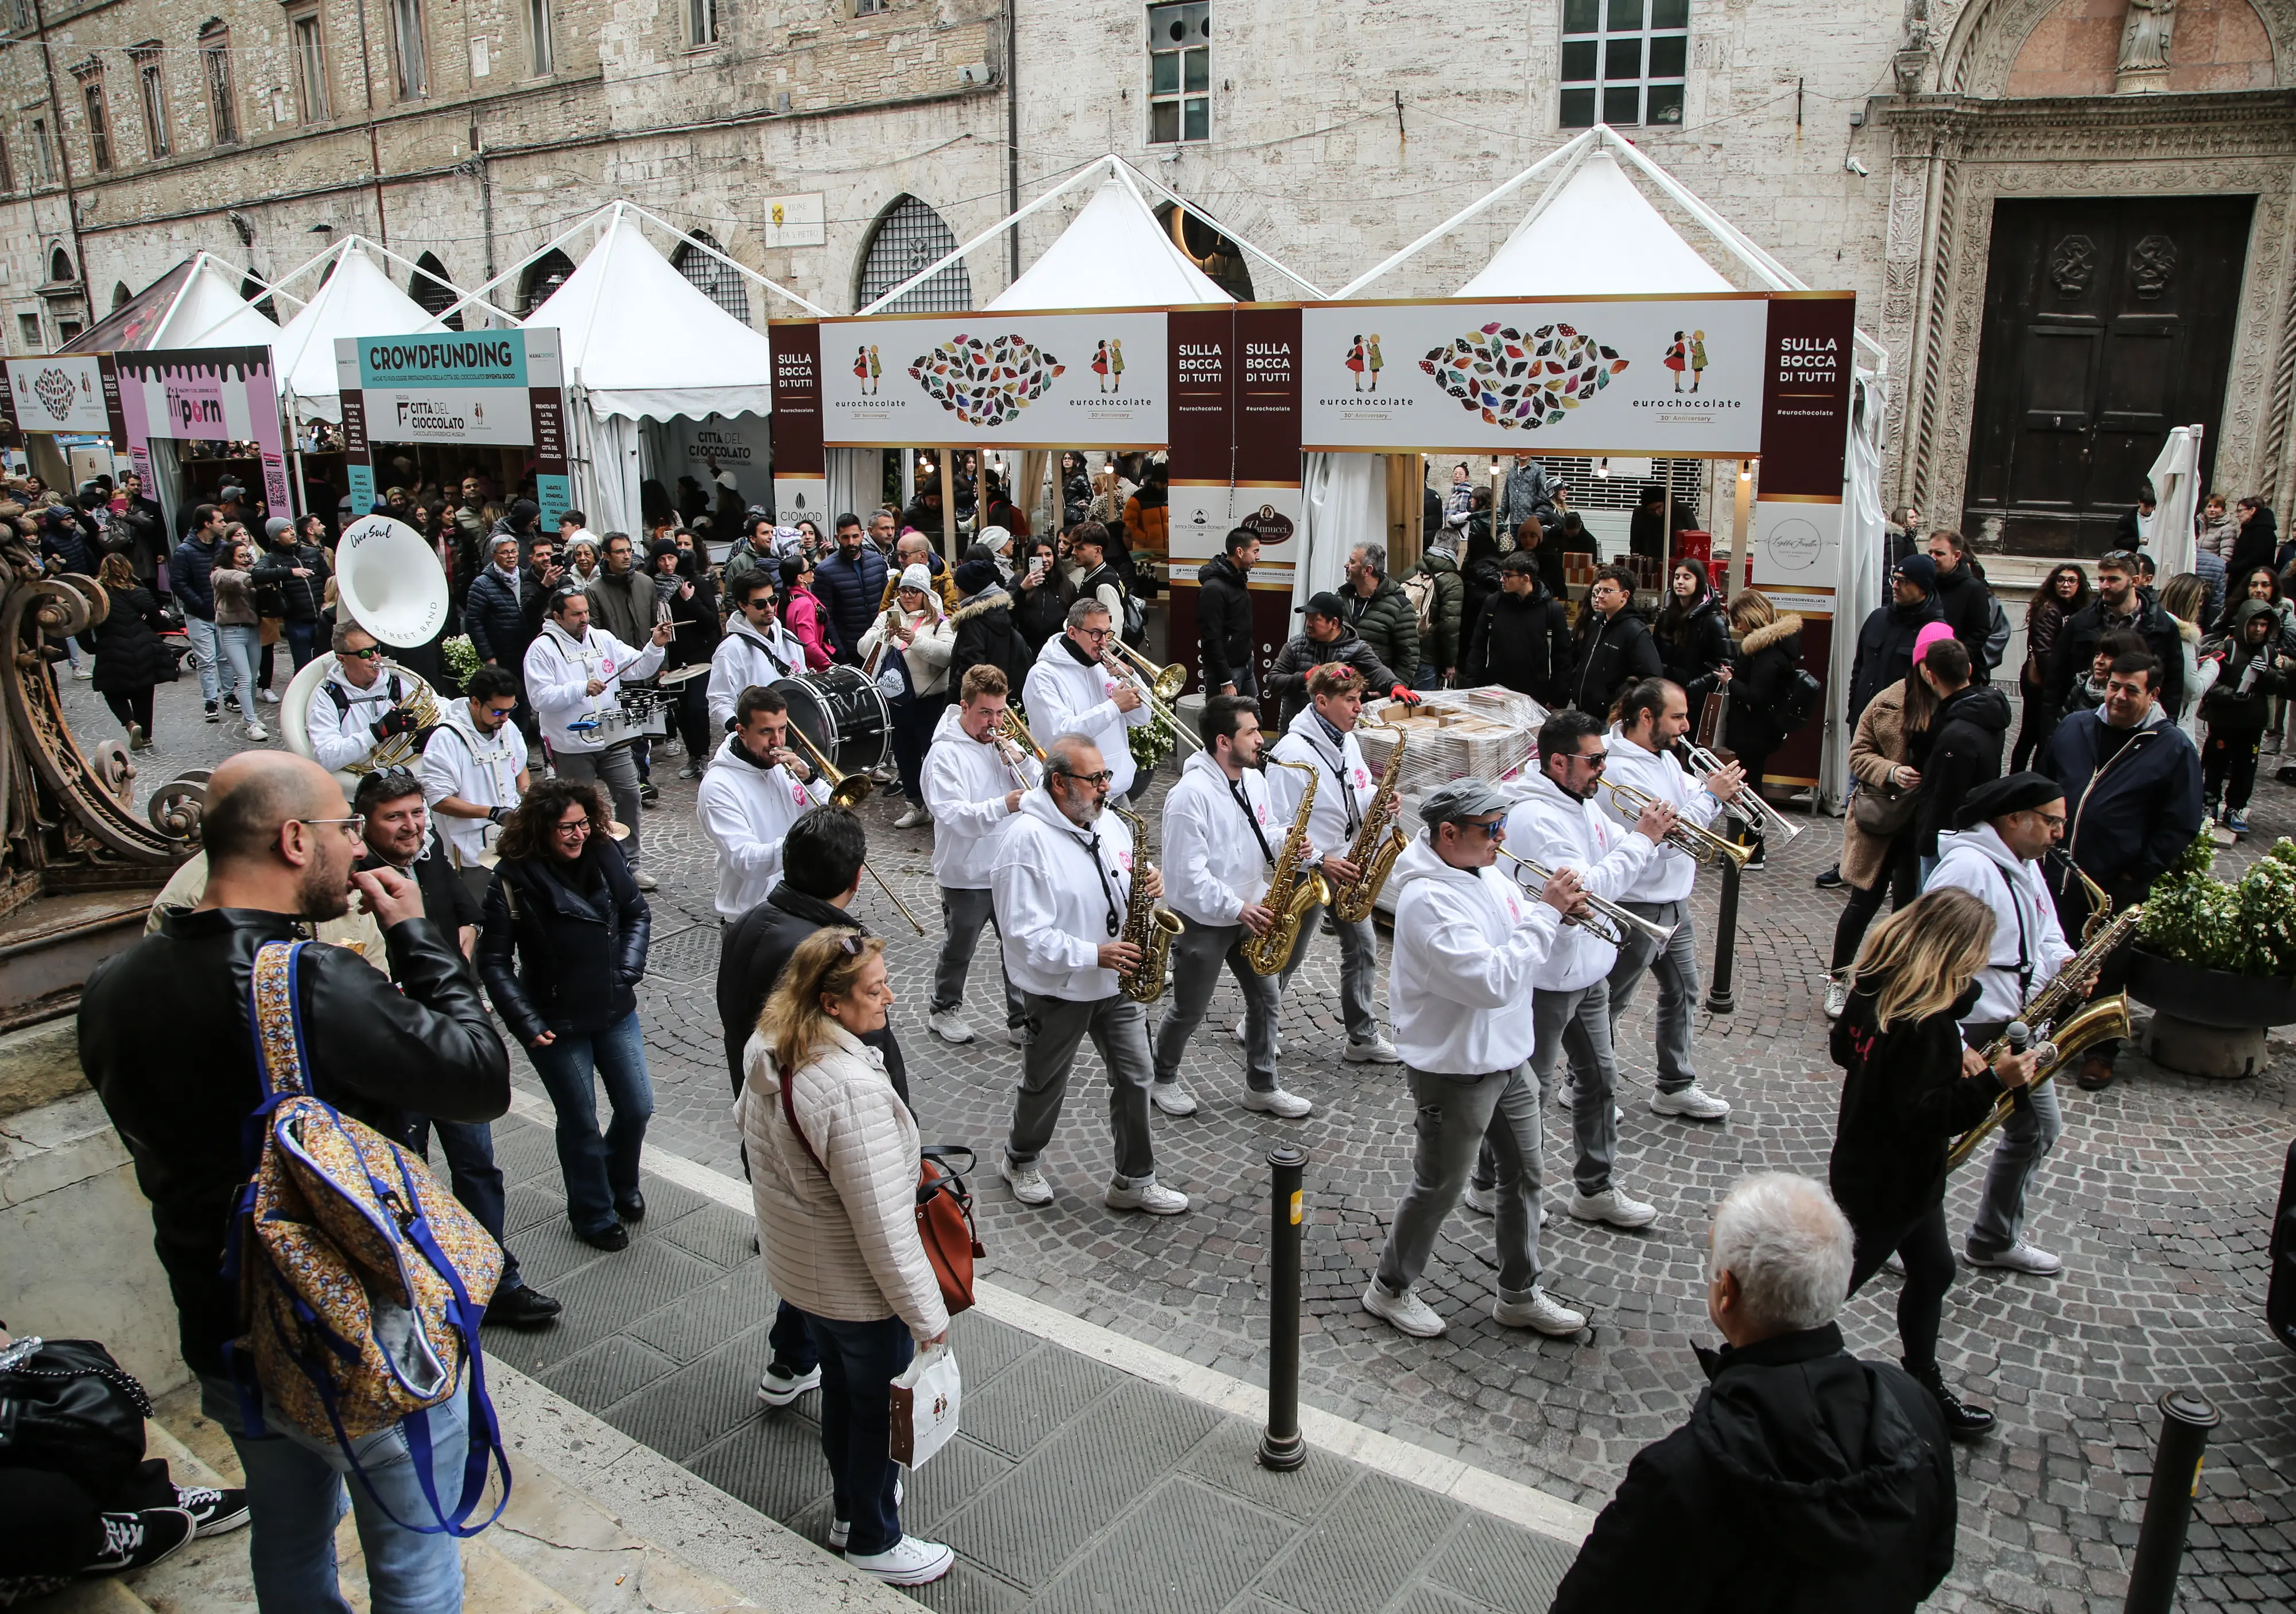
283, 515, 449, 787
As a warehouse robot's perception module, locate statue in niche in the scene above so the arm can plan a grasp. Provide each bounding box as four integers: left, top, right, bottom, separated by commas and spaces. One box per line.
2119, 0, 2175, 72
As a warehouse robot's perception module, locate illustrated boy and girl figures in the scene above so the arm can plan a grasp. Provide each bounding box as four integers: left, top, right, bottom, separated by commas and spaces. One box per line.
1344, 333, 1385, 391
852, 344, 882, 394
1091, 339, 1128, 393
1664, 330, 1708, 393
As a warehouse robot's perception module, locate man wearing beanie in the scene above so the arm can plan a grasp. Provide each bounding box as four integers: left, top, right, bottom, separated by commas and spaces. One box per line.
253, 515, 331, 672
1847, 552, 1946, 724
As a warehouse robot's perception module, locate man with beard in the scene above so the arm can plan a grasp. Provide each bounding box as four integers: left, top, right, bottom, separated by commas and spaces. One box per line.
708, 572, 807, 734
815, 512, 891, 666
420, 665, 530, 889
697, 685, 829, 921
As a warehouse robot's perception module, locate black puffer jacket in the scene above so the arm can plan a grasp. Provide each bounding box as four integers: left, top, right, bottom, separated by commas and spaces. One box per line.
1263, 624, 1402, 730
1463, 582, 1570, 703
1657, 592, 1733, 703
814, 545, 890, 665
2047, 593, 2185, 715
1196, 552, 1254, 690
715, 882, 907, 1105
478, 840, 651, 1040
1009, 564, 1076, 654
1564, 605, 1665, 717
1829, 981, 2000, 1229
84, 582, 169, 692
252, 540, 332, 623
1550, 1322, 1955, 1614
1931, 561, 1995, 672
463, 564, 541, 666
1911, 682, 2012, 857
170, 533, 224, 620
948, 579, 1023, 693
1724, 614, 1804, 761
1848, 593, 1945, 723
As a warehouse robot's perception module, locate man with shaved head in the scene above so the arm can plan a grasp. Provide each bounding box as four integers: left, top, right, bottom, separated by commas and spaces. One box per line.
80, 751, 511, 1611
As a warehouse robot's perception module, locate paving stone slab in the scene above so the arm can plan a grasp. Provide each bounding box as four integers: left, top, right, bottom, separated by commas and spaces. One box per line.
1181, 1414, 1355, 1523
601, 1322, 777, 1461
1424, 1512, 1575, 1611
628, 1266, 779, 1362
1033, 1474, 1299, 1614
534, 1330, 680, 1410
660, 1200, 763, 1270
960, 1341, 1127, 1461
1250, 1472, 1462, 1614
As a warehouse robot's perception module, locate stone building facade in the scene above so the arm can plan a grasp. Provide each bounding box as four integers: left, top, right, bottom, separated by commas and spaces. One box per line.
0, 0, 2287, 553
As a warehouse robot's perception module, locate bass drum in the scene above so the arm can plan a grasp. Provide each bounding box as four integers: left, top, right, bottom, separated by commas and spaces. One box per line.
771, 666, 891, 774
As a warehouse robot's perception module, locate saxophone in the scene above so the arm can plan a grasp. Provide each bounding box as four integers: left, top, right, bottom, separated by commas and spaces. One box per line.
1331, 723, 1409, 922
1241, 759, 1335, 976
1111, 805, 1184, 1003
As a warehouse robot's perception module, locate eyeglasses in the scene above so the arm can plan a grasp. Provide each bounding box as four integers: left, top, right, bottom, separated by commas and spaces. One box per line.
296, 814, 366, 840
1055, 767, 1116, 787
836, 932, 864, 956
744, 596, 777, 610
339, 645, 383, 661
1075, 626, 1114, 642
553, 818, 595, 839
1456, 817, 1504, 838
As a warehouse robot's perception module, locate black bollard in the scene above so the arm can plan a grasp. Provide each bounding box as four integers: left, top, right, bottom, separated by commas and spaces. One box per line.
2123, 1391, 2221, 1614
1705, 848, 1742, 1014
1258, 1144, 1307, 1472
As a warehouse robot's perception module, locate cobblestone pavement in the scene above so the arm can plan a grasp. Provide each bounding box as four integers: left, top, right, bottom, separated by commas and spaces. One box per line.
65, 670, 2296, 1613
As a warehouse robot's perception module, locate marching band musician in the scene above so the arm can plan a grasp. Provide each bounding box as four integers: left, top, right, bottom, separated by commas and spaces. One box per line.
921, 665, 1035, 1046
1263, 663, 1400, 1066
1150, 695, 1310, 1121
1021, 600, 1152, 807
990, 734, 1188, 1218
307, 622, 424, 777
698, 685, 830, 923
1507, 709, 1676, 1231
420, 665, 530, 893
1362, 778, 1591, 1340
708, 569, 807, 735
1923, 771, 2094, 1280
525, 588, 676, 891
1597, 678, 1739, 1123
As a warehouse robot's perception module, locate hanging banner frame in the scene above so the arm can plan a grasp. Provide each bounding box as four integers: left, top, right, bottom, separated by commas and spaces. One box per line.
335, 328, 573, 529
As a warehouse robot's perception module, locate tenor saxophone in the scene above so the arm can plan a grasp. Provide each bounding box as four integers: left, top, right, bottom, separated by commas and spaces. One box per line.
1331, 723, 1409, 922
1242, 759, 1335, 976
1112, 806, 1184, 1003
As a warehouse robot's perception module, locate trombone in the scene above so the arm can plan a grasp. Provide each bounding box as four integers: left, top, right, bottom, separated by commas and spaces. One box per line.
777, 721, 929, 936
1099, 643, 1204, 754
1601, 778, 1753, 870
1493, 848, 1679, 949
992, 708, 1045, 793
1682, 742, 1804, 846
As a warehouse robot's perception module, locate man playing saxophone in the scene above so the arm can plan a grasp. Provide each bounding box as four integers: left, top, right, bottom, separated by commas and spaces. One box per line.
1150, 696, 1313, 1120
1264, 663, 1400, 1066
991, 733, 1188, 1217
1923, 771, 2097, 1279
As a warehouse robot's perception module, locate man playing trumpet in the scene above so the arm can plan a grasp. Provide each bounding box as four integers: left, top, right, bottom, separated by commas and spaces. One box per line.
1021, 600, 1151, 807
921, 665, 1035, 1046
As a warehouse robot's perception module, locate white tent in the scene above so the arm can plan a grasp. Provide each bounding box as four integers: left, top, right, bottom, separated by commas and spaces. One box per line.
1456, 151, 1732, 300
270, 242, 447, 424
988, 173, 1232, 311
92, 251, 282, 350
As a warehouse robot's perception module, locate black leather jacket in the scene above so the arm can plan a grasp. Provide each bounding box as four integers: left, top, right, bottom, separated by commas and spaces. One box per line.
478, 840, 651, 1041
80, 907, 510, 1376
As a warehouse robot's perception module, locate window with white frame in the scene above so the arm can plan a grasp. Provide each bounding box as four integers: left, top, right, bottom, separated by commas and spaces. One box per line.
80, 75, 110, 170
391, 0, 428, 96
685, 0, 716, 48
135, 53, 168, 157
1559, 0, 1686, 129
1146, 2, 1208, 145
291, 12, 328, 121
855, 0, 887, 13
528, 0, 553, 73
202, 26, 238, 142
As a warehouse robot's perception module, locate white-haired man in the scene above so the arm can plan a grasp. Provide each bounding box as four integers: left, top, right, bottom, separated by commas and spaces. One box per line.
1549, 1173, 1956, 1613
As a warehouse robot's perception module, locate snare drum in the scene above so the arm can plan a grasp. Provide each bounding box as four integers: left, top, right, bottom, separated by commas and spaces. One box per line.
773, 665, 891, 774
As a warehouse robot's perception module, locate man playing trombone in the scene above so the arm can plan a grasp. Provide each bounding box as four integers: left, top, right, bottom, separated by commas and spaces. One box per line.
921, 665, 1035, 1046
1597, 678, 1741, 1123
1022, 600, 1153, 806
696, 685, 829, 922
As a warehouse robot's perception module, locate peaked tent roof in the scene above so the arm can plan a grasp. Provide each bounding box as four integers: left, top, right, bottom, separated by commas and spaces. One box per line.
1455, 150, 1732, 298
988, 173, 1232, 310
521, 207, 774, 420
273, 243, 446, 421
61, 253, 278, 353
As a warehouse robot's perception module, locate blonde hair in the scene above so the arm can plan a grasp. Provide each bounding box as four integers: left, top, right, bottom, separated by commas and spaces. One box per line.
757, 927, 885, 1073
1849, 887, 1992, 1030
1729, 589, 1778, 634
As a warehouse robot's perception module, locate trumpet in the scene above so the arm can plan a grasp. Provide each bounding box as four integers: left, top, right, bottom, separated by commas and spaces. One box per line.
1099, 645, 1204, 754
776, 721, 928, 936
1493, 848, 1680, 949
994, 708, 1046, 792
1682, 743, 1804, 846
1600, 778, 1753, 870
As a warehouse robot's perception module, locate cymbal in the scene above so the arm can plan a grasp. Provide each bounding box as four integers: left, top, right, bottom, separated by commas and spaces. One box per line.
655, 664, 710, 686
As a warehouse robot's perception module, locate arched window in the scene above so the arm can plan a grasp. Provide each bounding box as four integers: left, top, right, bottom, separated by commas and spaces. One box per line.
111, 280, 130, 309
856, 195, 969, 313
517, 247, 573, 314
1155, 203, 1254, 301
48, 245, 73, 284
239, 270, 277, 322
671, 231, 750, 324
409, 250, 463, 330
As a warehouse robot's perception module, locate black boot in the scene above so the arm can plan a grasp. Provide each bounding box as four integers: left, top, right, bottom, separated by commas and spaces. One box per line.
1906, 1358, 1995, 1440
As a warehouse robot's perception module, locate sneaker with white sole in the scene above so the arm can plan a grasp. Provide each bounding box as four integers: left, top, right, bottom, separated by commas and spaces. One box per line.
1492, 1288, 1587, 1336
848, 1535, 955, 1586
1570, 1187, 1658, 1229
1000, 1157, 1054, 1206
1824, 969, 1850, 1019
1003, 1022, 1033, 1046
1151, 1081, 1199, 1116
1650, 1084, 1731, 1120
755, 1360, 823, 1409
173, 1484, 251, 1537
245, 723, 270, 741
1361, 1279, 1446, 1337
1554, 1081, 1622, 1122
1462, 1184, 1496, 1216
72, 665, 92, 681
1343, 1037, 1400, 1064
1234, 1016, 1283, 1056
927, 1009, 974, 1044
1105, 1175, 1189, 1215
1965, 1240, 2063, 1276
634, 871, 659, 891
893, 805, 930, 829
257, 688, 280, 704
827, 1480, 903, 1550
1239, 1087, 1312, 1118
82, 1508, 196, 1573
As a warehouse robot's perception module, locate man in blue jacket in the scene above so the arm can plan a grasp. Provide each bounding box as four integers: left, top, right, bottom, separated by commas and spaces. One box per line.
813, 511, 890, 667
2042, 646, 2203, 1091
170, 503, 228, 721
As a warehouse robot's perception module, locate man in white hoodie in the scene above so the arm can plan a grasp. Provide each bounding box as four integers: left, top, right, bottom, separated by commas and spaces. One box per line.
1150, 695, 1309, 1120
1597, 678, 1743, 1123
1508, 708, 1675, 1231
991, 732, 1186, 1217
708, 569, 806, 734
525, 589, 674, 889
1923, 770, 2091, 1278
1021, 600, 1151, 804
921, 665, 1035, 1046
419, 665, 530, 889
1363, 777, 1591, 1340
698, 685, 831, 921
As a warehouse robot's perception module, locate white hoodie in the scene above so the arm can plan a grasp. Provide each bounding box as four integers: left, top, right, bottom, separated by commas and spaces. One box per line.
1926, 824, 2074, 1026
1021, 633, 1151, 800
524, 618, 664, 755
305, 664, 409, 775
1387, 836, 1562, 1074
923, 704, 1035, 890
990, 790, 1137, 1000
418, 698, 527, 869
707, 616, 806, 734
1160, 749, 1276, 925
1504, 770, 1660, 991
1265, 705, 1376, 866
1597, 725, 1725, 905
696, 734, 830, 918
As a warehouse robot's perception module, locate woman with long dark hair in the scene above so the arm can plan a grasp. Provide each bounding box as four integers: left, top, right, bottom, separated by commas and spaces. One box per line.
1009, 536, 1075, 653
85, 551, 166, 748
2011, 562, 2090, 770
1653, 560, 1731, 706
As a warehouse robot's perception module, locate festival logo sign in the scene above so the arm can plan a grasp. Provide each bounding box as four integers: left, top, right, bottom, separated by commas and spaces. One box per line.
817, 309, 1167, 448
907, 332, 1065, 426
5, 355, 114, 436
1420, 321, 1629, 431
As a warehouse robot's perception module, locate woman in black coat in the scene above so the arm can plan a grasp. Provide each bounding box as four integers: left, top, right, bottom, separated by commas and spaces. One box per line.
1723, 589, 1805, 864
1830, 887, 2035, 1439
649, 536, 720, 770
478, 778, 654, 1250
1009, 536, 1076, 653
1654, 560, 1732, 705
84, 553, 169, 748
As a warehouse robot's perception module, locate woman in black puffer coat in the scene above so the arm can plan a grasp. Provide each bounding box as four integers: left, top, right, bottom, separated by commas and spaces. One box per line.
84, 553, 169, 747
1655, 560, 1733, 705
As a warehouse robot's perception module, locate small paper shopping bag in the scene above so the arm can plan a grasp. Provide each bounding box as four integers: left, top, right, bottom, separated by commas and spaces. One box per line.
889, 1344, 961, 1469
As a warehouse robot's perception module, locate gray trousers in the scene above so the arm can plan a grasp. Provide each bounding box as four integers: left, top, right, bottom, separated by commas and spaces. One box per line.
1273, 899, 1379, 1045
1967, 1080, 2063, 1254
1152, 917, 1281, 1092
1530, 982, 1624, 1197
1604, 898, 1699, 1093
1007, 991, 1158, 1184
1372, 1063, 1546, 1302
932, 886, 1027, 1026
553, 743, 643, 870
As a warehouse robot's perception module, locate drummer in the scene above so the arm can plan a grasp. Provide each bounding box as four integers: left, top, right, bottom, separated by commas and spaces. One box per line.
420, 665, 532, 894
708, 569, 808, 734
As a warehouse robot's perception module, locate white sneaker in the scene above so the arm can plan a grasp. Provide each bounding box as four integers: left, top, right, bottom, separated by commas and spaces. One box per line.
755, 1361, 821, 1409
256, 687, 279, 704
927, 1010, 974, 1044
1240, 1087, 1312, 1118
1570, 1188, 1658, 1229
1824, 969, 1850, 1019
1343, 1037, 1399, 1064
1493, 1287, 1586, 1336
1361, 1279, 1446, 1338
1003, 1022, 1032, 1047
1554, 1081, 1622, 1122
847, 1535, 954, 1586
243, 722, 271, 741
999, 1157, 1053, 1206
634, 871, 659, 891
893, 805, 930, 829
1965, 1241, 2063, 1276
1105, 1175, 1189, 1215
1151, 1081, 1199, 1116
1234, 1016, 1283, 1056
1462, 1184, 1496, 1216
1650, 1084, 1731, 1121
72, 665, 92, 680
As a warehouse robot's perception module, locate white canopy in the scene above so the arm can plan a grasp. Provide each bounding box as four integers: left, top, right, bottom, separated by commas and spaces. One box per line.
272, 243, 445, 422
988, 173, 1231, 311
1456, 150, 1732, 298
146, 254, 281, 349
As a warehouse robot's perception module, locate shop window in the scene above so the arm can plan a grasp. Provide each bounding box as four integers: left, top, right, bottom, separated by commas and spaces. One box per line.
410, 251, 464, 329
136, 53, 169, 158
80, 77, 111, 172
856, 195, 968, 312
292, 11, 329, 121
672, 232, 750, 324
202, 24, 238, 143
1560, 0, 1686, 129
518, 247, 575, 313
1146, 1, 1208, 145
391, 0, 428, 98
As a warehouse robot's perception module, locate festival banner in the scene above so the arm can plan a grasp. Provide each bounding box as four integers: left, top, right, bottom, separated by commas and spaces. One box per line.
114, 345, 291, 514
1751, 291, 1859, 595
335, 327, 571, 526
5, 354, 119, 438
768, 319, 825, 522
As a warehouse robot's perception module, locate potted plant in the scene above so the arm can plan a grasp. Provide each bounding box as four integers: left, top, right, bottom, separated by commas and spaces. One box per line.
2129, 832, 2296, 1028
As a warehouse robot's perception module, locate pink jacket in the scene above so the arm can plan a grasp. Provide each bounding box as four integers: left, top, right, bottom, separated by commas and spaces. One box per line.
784, 584, 833, 670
